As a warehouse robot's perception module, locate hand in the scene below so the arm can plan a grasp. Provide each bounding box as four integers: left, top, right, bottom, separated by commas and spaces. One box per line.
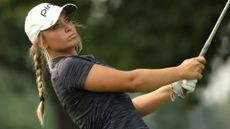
170, 79, 198, 100
170, 81, 185, 99
177, 56, 206, 80
182, 79, 197, 93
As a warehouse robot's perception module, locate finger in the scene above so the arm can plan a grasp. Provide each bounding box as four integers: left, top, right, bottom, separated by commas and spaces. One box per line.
197, 68, 202, 74
198, 74, 203, 80
196, 56, 206, 64
197, 63, 205, 71
200, 64, 205, 70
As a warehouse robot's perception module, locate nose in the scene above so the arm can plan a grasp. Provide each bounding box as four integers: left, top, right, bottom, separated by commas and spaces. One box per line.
64, 22, 73, 33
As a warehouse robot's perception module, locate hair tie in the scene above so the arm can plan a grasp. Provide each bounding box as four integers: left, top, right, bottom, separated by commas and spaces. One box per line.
40, 96, 45, 102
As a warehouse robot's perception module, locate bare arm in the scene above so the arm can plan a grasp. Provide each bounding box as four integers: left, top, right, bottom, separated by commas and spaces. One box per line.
84, 56, 205, 92
132, 85, 172, 117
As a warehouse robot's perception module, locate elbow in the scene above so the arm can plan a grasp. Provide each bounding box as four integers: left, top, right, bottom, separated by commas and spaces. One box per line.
126, 80, 139, 92
125, 70, 142, 92
132, 101, 148, 117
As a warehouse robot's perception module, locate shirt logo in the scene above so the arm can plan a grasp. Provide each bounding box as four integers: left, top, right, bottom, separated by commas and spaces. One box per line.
41, 4, 51, 17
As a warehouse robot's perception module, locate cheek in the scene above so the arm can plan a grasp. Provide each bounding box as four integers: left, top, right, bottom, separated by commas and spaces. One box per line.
51, 32, 65, 41
47, 32, 66, 46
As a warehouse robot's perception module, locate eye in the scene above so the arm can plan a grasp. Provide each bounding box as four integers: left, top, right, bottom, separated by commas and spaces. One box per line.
65, 16, 72, 23
50, 23, 60, 30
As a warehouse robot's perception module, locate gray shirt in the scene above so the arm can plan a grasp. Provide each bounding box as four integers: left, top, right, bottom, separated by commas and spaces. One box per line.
50, 55, 150, 129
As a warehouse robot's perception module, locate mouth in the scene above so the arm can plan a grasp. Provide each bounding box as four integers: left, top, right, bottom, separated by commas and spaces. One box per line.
68, 33, 77, 40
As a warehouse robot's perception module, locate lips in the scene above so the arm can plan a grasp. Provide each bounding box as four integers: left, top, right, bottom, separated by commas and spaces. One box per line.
68, 33, 77, 40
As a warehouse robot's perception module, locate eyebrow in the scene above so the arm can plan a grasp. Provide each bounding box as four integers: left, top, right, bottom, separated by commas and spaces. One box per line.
55, 13, 65, 23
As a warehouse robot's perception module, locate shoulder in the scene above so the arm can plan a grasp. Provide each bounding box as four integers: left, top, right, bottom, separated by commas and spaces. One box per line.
52, 55, 94, 67
50, 55, 94, 76
51, 55, 96, 89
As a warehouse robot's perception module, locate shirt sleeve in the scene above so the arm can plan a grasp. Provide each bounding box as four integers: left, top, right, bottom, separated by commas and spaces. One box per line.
59, 57, 94, 89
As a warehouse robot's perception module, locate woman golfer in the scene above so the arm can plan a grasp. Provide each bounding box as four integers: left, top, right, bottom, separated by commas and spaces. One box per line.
24, 3, 205, 129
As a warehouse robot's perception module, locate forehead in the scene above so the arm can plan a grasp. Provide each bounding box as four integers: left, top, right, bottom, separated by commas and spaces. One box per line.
52, 11, 68, 25
58, 11, 68, 20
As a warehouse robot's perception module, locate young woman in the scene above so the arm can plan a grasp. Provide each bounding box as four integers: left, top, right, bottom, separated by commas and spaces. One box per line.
24, 3, 206, 129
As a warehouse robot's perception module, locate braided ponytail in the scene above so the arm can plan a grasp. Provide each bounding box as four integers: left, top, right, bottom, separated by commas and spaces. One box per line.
30, 43, 46, 126
29, 23, 82, 126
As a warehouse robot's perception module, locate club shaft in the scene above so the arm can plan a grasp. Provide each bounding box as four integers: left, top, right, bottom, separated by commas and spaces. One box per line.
199, 0, 230, 56
183, 1, 230, 95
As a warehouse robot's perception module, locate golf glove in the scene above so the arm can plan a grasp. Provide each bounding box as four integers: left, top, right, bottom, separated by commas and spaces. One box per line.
181, 79, 197, 93
170, 79, 197, 100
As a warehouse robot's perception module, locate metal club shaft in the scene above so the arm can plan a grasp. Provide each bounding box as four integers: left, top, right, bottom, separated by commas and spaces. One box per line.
182, 1, 230, 95
199, 0, 230, 56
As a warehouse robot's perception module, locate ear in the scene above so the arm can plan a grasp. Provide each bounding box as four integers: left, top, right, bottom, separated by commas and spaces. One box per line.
37, 34, 48, 49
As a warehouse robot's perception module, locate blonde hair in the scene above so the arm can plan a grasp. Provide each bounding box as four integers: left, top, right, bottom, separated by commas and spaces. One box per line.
30, 42, 46, 126
29, 27, 83, 126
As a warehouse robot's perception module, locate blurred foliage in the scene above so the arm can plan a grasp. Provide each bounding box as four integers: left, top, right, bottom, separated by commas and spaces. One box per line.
0, 0, 229, 129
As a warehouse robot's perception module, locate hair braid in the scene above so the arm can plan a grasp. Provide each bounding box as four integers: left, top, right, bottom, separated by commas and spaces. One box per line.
28, 23, 83, 126
30, 44, 46, 126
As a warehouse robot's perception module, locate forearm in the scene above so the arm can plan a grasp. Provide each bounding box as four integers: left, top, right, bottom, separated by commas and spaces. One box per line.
132, 85, 172, 117
130, 67, 182, 92
84, 57, 205, 93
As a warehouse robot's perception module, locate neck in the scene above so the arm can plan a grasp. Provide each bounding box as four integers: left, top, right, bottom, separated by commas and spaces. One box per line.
48, 49, 78, 59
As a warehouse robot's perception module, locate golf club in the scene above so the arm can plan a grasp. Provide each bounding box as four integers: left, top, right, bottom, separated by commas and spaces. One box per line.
183, 0, 230, 95
199, 0, 230, 56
